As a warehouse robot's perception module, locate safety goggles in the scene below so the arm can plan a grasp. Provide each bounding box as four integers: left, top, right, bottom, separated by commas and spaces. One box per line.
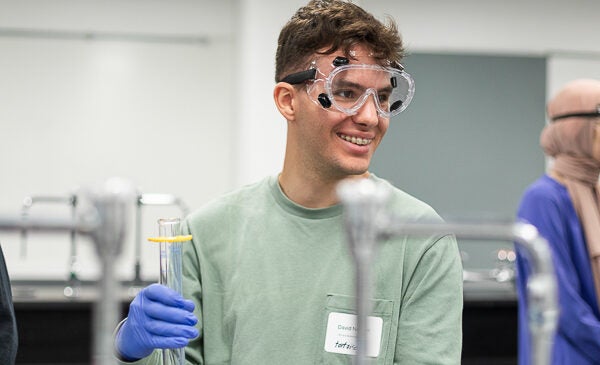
281, 56, 415, 118
552, 104, 600, 122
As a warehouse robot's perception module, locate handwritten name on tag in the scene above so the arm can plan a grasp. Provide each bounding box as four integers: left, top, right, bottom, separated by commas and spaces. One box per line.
324, 312, 383, 357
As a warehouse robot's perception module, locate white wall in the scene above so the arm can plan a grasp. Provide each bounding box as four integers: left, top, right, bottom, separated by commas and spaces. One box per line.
1, 0, 599, 281
0, 0, 236, 280
367, 0, 600, 56
547, 55, 600, 100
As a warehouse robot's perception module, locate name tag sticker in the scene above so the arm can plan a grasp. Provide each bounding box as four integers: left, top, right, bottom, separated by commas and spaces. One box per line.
324, 312, 383, 357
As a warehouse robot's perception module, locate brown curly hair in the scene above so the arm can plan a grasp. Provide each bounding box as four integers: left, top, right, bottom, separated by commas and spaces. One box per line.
275, 0, 405, 82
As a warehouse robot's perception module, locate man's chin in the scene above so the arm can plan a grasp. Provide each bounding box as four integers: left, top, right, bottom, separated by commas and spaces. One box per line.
339, 165, 370, 178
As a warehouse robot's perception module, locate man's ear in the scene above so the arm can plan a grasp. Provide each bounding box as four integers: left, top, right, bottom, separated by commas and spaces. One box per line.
273, 82, 298, 121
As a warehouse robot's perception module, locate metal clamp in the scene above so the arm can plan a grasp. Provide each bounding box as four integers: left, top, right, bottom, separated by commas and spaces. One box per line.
1, 177, 136, 365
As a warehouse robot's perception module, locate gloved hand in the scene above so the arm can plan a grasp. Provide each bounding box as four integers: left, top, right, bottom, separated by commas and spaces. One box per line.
115, 283, 199, 361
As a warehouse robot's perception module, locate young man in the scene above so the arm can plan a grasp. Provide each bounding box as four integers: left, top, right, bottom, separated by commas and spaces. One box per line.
115, 1, 463, 364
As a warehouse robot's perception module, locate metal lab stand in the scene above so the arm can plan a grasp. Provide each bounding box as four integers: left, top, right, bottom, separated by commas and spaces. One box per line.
20, 193, 81, 297
1, 178, 135, 365
337, 179, 558, 365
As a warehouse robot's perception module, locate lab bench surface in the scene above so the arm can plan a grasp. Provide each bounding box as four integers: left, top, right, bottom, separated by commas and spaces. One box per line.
13, 280, 518, 365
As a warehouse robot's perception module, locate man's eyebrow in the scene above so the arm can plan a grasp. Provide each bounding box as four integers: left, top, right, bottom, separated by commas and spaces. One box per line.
334, 79, 393, 93
334, 79, 364, 89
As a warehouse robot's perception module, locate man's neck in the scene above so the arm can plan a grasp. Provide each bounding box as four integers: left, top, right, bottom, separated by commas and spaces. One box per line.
278, 170, 370, 209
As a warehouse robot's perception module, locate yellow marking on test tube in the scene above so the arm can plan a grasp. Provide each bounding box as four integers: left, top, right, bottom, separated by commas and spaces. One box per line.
147, 235, 193, 243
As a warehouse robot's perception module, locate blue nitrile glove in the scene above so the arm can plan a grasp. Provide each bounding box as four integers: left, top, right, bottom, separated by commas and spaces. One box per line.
115, 283, 199, 361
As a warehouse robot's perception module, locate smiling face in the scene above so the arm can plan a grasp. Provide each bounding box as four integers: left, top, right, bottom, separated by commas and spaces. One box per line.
287, 44, 391, 182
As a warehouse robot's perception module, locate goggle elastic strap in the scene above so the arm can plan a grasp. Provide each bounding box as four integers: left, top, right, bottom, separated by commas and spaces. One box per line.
280, 67, 334, 108
281, 68, 317, 84
551, 104, 600, 122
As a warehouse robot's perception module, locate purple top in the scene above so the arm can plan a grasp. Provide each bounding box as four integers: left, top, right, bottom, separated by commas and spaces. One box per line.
516, 174, 600, 364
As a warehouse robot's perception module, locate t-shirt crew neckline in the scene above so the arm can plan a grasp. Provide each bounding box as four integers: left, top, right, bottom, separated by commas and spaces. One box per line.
268, 175, 343, 219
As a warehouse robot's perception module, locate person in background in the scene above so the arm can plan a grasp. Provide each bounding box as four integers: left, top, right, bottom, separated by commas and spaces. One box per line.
114, 1, 463, 364
515, 78, 600, 364
0, 243, 18, 364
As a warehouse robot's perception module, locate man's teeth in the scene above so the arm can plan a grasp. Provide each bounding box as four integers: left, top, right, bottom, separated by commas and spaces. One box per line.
339, 134, 372, 146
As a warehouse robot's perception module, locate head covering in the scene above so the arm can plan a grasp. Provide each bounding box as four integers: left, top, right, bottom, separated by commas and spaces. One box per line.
541, 78, 600, 307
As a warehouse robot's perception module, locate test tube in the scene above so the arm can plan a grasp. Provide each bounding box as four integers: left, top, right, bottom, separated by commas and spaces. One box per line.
150, 218, 192, 365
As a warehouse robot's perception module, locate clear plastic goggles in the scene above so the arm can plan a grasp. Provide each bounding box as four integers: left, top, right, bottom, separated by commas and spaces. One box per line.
281, 57, 415, 118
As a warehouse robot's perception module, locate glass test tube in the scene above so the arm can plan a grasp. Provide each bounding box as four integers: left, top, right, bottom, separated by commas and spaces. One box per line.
157, 218, 185, 365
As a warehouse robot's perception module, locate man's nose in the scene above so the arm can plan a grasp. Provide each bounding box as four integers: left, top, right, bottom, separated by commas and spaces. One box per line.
353, 93, 379, 126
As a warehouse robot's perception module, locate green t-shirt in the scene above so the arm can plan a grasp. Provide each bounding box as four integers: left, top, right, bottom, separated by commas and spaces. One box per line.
124, 174, 463, 365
